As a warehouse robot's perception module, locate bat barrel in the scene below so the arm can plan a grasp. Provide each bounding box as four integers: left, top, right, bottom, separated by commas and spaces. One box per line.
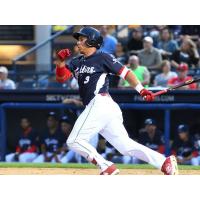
153, 89, 168, 97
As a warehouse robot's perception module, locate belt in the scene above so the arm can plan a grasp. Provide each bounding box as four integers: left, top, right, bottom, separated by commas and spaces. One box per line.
99, 92, 110, 97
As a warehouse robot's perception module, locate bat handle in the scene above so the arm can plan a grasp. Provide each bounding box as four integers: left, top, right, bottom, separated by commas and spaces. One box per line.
153, 89, 168, 97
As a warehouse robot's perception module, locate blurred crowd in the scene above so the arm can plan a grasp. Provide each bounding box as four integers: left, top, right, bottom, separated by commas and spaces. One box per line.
0, 25, 200, 90
100, 25, 200, 90
5, 110, 200, 166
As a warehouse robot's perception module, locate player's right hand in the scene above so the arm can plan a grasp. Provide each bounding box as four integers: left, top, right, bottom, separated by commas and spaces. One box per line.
140, 89, 155, 101
57, 49, 71, 61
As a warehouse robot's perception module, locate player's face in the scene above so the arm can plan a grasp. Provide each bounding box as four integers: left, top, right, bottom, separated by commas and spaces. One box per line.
20, 118, 30, 130
47, 116, 57, 129
179, 132, 188, 141
77, 36, 88, 54
61, 122, 71, 135
146, 124, 156, 134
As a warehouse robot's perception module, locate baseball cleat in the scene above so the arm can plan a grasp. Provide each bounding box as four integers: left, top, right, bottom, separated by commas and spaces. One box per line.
100, 164, 120, 175
161, 155, 179, 175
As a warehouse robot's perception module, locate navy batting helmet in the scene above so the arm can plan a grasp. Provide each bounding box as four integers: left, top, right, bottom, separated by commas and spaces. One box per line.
73, 27, 103, 49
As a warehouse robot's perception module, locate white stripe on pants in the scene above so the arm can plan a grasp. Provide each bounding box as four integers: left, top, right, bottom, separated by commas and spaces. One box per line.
67, 94, 166, 171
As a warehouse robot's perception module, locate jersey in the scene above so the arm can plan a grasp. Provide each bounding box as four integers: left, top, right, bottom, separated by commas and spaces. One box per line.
172, 137, 197, 158
16, 128, 37, 153
40, 129, 63, 153
69, 51, 124, 105
138, 130, 164, 153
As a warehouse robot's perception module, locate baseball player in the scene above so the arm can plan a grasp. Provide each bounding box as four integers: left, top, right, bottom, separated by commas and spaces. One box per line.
5, 117, 38, 162
60, 115, 99, 163
55, 26, 178, 175
33, 112, 63, 163
172, 124, 198, 165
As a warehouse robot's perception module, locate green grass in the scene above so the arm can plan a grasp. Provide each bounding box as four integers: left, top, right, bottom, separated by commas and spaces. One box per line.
0, 162, 200, 170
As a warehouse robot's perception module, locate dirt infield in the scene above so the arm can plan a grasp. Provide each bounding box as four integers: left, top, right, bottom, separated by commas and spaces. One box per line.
0, 168, 199, 175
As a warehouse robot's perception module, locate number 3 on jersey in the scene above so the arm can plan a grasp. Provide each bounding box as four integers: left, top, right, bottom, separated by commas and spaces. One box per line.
84, 76, 90, 84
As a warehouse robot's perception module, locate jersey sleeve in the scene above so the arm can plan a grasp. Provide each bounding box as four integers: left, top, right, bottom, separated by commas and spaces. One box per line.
68, 59, 76, 71
68, 55, 83, 71
102, 53, 130, 79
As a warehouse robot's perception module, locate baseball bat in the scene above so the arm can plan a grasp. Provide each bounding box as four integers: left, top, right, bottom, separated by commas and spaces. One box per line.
153, 77, 200, 97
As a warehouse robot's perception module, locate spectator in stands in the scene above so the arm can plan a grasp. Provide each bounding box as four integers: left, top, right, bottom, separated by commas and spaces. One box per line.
119, 55, 150, 88
157, 28, 179, 59
180, 25, 200, 41
33, 112, 63, 163
5, 117, 38, 162
171, 38, 199, 68
115, 42, 128, 65
154, 60, 177, 87
127, 27, 143, 53
168, 63, 197, 89
0, 66, 16, 89
172, 124, 198, 165
99, 25, 118, 55
138, 36, 162, 70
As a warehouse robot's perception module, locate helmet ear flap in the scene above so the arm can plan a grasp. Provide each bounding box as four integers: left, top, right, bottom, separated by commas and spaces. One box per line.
73, 27, 103, 49
85, 36, 103, 49
85, 39, 97, 48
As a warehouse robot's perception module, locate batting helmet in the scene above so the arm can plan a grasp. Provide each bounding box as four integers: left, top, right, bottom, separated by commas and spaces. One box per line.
73, 27, 103, 49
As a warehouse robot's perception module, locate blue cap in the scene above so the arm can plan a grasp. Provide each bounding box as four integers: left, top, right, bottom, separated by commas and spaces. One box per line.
60, 115, 71, 124
177, 124, 189, 133
144, 118, 156, 125
47, 111, 58, 119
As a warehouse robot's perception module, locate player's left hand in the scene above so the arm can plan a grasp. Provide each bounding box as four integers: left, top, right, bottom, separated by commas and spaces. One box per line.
140, 89, 155, 101
57, 48, 71, 61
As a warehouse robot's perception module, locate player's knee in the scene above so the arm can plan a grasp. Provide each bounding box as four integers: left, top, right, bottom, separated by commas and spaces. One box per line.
5, 155, 11, 162
18, 154, 25, 163
191, 157, 199, 166
66, 138, 75, 149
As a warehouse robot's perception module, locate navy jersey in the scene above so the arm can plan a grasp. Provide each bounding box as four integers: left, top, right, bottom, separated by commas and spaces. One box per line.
172, 138, 196, 157
17, 128, 37, 152
40, 130, 63, 153
69, 51, 124, 105
138, 130, 164, 151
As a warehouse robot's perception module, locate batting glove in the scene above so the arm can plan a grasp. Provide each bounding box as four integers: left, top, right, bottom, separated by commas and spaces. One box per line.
140, 89, 155, 101
57, 49, 71, 61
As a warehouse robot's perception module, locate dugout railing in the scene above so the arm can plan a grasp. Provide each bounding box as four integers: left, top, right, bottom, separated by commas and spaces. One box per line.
1, 102, 200, 161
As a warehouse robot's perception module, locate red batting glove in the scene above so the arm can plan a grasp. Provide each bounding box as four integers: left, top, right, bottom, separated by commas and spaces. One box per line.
57, 49, 71, 61
140, 89, 155, 101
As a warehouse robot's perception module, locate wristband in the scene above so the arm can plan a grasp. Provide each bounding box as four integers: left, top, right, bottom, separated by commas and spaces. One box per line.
119, 66, 130, 79
135, 83, 144, 93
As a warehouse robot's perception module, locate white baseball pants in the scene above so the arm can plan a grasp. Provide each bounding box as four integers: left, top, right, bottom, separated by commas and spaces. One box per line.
5, 152, 37, 162
33, 152, 62, 163
67, 94, 166, 171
